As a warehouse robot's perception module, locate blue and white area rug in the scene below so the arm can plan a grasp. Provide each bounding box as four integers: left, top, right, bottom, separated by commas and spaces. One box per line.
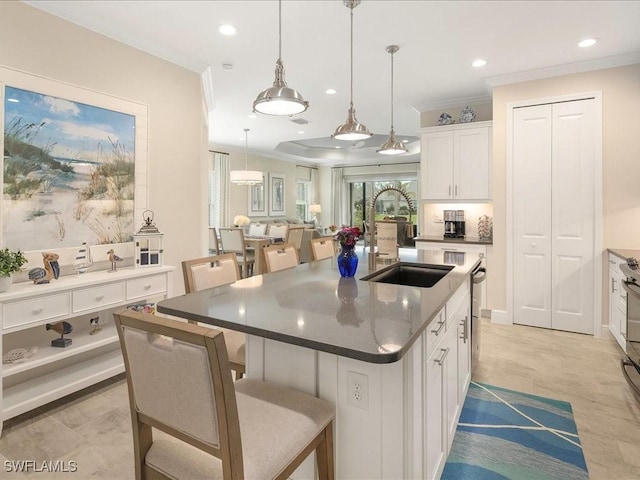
442, 382, 589, 480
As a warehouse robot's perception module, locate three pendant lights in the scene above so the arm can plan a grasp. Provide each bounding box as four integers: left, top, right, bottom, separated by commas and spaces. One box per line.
237, 0, 405, 185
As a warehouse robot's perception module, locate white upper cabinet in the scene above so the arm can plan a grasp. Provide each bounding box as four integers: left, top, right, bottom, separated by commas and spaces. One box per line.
420, 121, 492, 200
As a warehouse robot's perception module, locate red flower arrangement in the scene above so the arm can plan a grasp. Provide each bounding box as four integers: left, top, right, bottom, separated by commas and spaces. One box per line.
334, 226, 362, 247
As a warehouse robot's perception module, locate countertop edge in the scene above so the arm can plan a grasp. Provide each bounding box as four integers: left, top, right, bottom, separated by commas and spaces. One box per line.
415, 236, 493, 246
608, 248, 640, 261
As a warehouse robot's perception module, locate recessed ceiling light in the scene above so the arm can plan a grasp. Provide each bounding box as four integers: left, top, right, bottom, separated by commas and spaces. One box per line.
335, 146, 341, 149
298, 130, 305, 134
325, 88, 337, 95
7, 98, 19, 103
578, 38, 597, 48
472, 59, 487, 67
402, 139, 409, 143
219, 24, 237, 36
248, 114, 257, 119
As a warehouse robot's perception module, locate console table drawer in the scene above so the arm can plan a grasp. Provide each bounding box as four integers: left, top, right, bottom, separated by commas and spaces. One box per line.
3, 293, 71, 330
73, 282, 125, 313
126, 273, 167, 300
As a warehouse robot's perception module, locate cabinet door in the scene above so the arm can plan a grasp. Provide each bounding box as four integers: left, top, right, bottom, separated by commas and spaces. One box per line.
457, 306, 471, 402
444, 323, 459, 451
609, 265, 622, 340
421, 130, 453, 200
454, 127, 490, 200
425, 348, 446, 480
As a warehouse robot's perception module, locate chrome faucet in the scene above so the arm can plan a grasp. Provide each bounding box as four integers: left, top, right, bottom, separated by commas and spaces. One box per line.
367, 186, 414, 272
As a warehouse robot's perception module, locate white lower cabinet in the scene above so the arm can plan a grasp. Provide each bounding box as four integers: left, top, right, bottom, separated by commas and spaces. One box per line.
0, 266, 174, 434
608, 252, 627, 351
424, 278, 470, 480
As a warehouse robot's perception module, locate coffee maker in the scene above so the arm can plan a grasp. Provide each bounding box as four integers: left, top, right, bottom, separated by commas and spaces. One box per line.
443, 209, 465, 238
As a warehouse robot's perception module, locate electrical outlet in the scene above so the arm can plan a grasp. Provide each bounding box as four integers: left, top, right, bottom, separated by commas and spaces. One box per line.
434, 213, 443, 223
347, 371, 369, 410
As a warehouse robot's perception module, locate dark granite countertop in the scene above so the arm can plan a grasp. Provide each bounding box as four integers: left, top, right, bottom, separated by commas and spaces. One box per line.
608, 248, 640, 261
157, 249, 481, 364
415, 235, 493, 246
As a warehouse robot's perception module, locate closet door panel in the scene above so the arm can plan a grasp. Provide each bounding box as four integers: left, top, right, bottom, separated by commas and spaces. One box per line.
513, 105, 552, 329
551, 99, 595, 334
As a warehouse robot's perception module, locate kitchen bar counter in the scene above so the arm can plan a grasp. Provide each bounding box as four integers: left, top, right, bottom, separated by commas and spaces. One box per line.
415, 234, 493, 245
157, 249, 480, 364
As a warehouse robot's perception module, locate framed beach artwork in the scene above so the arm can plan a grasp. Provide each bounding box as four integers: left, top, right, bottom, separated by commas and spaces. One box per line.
248, 173, 267, 216
0, 66, 148, 253
268, 173, 285, 217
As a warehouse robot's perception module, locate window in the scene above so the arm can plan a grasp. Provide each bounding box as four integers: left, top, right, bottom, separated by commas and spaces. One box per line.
296, 180, 311, 221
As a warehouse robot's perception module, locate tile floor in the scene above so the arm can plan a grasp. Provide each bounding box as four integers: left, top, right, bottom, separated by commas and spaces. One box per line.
1, 319, 639, 479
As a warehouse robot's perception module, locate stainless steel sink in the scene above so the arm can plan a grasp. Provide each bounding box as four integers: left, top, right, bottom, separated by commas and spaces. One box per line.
361, 262, 454, 288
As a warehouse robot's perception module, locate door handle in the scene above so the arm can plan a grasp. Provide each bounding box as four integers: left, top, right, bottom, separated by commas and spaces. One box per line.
431, 319, 446, 336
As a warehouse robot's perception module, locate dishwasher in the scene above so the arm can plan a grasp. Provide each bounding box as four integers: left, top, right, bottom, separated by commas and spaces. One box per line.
470, 258, 487, 375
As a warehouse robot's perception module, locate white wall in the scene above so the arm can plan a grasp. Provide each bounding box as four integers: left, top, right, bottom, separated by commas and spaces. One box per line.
0, 2, 205, 295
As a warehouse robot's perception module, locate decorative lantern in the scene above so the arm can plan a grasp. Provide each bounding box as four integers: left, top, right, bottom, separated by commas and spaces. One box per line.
133, 210, 164, 268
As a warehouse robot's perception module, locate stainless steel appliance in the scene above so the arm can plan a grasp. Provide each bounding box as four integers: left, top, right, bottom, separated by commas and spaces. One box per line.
455, 210, 466, 238
470, 257, 486, 375
620, 258, 640, 402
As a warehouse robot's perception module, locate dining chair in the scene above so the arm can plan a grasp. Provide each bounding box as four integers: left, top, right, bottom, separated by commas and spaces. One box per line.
267, 223, 289, 240
209, 227, 220, 255
114, 310, 335, 480
218, 227, 255, 278
248, 222, 267, 236
311, 237, 336, 261
181, 253, 246, 380
264, 243, 300, 272
285, 226, 305, 252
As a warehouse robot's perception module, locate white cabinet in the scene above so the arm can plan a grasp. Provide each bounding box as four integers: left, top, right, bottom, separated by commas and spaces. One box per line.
0, 266, 174, 434
420, 121, 492, 200
608, 252, 627, 351
424, 278, 470, 480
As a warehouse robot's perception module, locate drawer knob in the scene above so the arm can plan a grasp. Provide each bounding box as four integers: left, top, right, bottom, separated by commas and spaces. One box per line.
144, 284, 151, 290
32, 307, 43, 315
96, 295, 104, 301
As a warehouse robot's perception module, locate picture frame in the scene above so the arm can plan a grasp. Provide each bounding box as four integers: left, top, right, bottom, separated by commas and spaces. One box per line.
248, 173, 267, 216
0, 66, 148, 252
268, 173, 285, 217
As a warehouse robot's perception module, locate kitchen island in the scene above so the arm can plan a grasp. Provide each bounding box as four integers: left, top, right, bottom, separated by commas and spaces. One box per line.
158, 249, 480, 479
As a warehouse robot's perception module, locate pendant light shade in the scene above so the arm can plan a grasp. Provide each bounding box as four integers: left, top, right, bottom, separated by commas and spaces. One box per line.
253, 0, 308, 116
230, 129, 263, 186
378, 45, 408, 155
332, 0, 372, 141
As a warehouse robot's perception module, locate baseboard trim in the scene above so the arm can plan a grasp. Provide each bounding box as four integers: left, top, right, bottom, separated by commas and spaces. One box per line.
490, 310, 511, 325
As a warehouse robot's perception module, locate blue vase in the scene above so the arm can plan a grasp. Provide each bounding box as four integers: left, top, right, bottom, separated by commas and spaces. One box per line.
337, 245, 358, 277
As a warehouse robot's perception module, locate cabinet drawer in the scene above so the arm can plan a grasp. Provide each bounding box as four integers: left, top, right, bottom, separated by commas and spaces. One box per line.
425, 308, 446, 359
73, 282, 125, 313
3, 293, 71, 330
126, 273, 167, 300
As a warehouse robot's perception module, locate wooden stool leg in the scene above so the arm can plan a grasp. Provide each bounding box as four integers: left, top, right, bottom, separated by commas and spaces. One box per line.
315, 421, 334, 480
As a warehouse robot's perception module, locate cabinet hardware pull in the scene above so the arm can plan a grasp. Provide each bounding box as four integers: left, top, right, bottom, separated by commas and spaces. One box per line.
460, 316, 468, 343
32, 307, 43, 314
435, 347, 450, 366
144, 284, 151, 289
612, 277, 617, 293
96, 295, 104, 301
455, 185, 458, 197
448, 185, 452, 197
431, 320, 445, 336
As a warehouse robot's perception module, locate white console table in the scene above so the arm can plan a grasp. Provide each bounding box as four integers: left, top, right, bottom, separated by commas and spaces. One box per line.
0, 266, 174, 435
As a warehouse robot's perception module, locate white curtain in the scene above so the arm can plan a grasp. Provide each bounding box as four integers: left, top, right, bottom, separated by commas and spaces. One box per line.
331, 167, 346, 227
212, 152, 230, 228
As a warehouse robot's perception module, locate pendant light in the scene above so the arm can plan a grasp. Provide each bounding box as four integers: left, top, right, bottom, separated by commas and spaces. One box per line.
230, 129, 263, 185
332, 0, 372, 141
377, 45, 408, 155
253, 0, 308, 116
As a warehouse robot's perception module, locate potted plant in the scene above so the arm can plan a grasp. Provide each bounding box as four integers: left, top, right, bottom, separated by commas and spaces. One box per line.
0, 248, 28, 292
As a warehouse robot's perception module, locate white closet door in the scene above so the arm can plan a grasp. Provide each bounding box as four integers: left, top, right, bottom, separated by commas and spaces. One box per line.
551, 99, 595, 334
513, 104, 553, 329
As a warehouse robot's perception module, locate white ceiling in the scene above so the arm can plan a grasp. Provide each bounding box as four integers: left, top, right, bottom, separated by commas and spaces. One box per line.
23, 0, 640, 166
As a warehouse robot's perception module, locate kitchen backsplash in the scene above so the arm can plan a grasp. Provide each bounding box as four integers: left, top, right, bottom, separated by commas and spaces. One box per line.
421, 203, 494, 238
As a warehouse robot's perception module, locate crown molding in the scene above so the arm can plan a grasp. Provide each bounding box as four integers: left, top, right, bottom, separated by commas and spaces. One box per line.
484, 52, 640, 88
415, 94, 493, 113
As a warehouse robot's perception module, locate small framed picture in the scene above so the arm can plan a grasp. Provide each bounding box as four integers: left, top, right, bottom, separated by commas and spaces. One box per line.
269, 173, 285, 216
248, 173, 267, 216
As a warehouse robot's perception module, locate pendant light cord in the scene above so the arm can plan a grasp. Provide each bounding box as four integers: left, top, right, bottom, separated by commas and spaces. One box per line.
244, 128, 249, 170
278, 0, 282, 62
390, 50, 394, 131
349, 4, 354, 109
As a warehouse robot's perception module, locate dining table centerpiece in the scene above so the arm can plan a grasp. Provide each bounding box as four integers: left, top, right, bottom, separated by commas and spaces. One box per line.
334, 226, 361, 277
233, 215, 250, 228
